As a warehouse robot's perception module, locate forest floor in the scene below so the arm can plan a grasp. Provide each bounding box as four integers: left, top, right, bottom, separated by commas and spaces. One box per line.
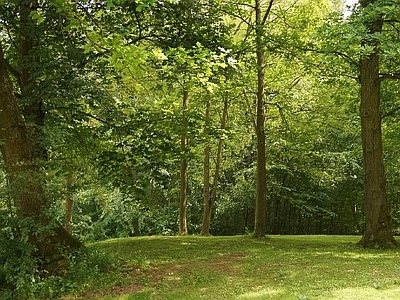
66, 235, 400, 300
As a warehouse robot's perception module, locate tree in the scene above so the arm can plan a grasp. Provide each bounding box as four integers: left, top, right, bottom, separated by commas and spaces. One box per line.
357, 0, 397, 247
223, 0, 337, 237
253, 0, 275, 238
201, 95, 229, 236
0, 43, 81, 268
201, 96, 212, 236
179, 89, 189, 235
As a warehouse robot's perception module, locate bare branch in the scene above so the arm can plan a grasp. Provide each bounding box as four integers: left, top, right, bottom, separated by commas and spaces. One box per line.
261, 0, 274, 26
225, 1, 255, 9
379, 73, 400, 81
219, 7, 252, 27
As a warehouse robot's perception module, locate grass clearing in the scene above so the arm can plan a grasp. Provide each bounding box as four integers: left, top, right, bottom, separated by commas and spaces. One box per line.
67, 235, 400, 299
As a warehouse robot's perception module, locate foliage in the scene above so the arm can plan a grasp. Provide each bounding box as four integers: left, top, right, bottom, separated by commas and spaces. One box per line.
2, 0, 400, 295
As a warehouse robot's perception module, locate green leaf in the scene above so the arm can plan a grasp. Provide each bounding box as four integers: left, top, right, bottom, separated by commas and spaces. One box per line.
106, 0, 114, 9
30, 11, 45, 25
83, 43, 92, 54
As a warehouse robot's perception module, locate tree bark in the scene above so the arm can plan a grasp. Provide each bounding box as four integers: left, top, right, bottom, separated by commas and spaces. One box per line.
179, 90, 189, 235
0, 44, 81, 269
253, 0, 268, 238
0, 45, 43, 219
357, 0, 397, 247
19, 0, 46, 160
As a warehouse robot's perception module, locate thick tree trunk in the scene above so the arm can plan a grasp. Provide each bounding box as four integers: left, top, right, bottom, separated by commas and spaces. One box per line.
19, 0, 46, 160
179, 90, 189, 235
254, 0, 267, 238
0, 47, 43, 219
357, 0, 397, 247
0, 44, 81, 269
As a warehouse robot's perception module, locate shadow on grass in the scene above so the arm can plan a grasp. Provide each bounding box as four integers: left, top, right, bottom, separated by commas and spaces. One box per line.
84, 235, 400, 300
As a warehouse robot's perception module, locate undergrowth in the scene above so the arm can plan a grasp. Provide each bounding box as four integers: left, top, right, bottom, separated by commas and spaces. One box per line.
0, 246, 120, 300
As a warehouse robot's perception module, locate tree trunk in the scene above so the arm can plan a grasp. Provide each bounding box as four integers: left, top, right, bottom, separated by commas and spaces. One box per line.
357, 0, 397, 247
253, 0, 268, 238
201, 98, 211, 236
179, 90, 189, 235
65, 173, 74, 234
201, 97, 229, 236
19, 0, 47, 160
0, 46, 43, 220
0, 44, 81, 270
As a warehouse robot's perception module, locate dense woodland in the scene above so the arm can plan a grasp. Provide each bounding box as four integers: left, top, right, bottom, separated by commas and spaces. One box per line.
1, 0, 400, 295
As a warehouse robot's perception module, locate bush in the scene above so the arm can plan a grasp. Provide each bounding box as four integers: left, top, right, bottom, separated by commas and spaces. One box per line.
0, 208, 118, 299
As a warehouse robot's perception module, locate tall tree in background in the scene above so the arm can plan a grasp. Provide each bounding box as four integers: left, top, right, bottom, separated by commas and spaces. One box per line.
201, 96, 212, 236
201, 95, 229, 236
253, 0, 274, 238
179, 89, 189, 235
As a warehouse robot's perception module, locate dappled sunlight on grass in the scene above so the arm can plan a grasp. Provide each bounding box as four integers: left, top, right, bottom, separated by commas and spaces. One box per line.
237, 287, 285, 299
83, 235, 400, 299
334, 251, 400, 260
316, 286, 400, 300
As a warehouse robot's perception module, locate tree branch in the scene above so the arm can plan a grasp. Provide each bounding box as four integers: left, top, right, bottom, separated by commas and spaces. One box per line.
302, 46, 359, 68
382, 106, 400, 119
261, 0, 274, 26
219, 7, 252, 27
4, 58, 21, 82
379, 73, 400, 81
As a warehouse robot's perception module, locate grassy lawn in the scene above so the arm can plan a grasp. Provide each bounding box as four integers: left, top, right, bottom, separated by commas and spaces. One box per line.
71, 235, 400, 299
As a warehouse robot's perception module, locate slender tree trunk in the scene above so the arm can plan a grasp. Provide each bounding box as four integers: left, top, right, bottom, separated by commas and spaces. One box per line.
201, 97, 229, 236
254, 0, 268, 238
64, 173, 74, 234
357, 0, 396, 247
0, 44, 81, 267
209, 99, 228, 228
201, 98, 211, 236
179, 90, 189, 235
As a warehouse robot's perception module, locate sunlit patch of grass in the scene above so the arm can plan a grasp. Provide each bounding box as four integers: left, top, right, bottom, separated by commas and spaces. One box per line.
73, 235, 400, 299
316, 286, 400, 300
237, 287, 285, 299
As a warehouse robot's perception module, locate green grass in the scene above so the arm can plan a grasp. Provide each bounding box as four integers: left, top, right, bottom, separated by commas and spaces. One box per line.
67, 235, 400, 299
